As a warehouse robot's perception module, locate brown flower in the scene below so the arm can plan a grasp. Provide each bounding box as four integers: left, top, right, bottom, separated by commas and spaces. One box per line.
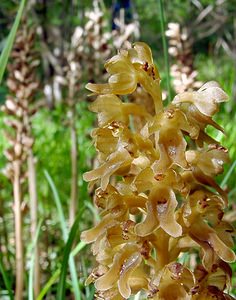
81, 42, 235, 299
173, 81, 228, 117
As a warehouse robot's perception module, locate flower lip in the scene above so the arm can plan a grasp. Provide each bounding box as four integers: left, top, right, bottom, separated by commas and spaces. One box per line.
173, 81, 228, 117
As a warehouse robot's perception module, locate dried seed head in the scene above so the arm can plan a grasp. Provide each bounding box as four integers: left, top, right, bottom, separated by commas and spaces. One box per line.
3, 21, 39, 186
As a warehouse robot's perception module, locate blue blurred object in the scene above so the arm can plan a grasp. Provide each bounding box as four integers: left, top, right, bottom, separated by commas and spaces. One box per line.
112, 0, 133, 30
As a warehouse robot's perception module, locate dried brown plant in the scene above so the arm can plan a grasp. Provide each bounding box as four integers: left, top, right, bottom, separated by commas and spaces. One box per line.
76, 1, 112, 83
166, 23, 202, 94
61, 27, 83, 226
2, 23, 40, 298
111, 5, 140, 50
56, 2, 111, 225
40, 1, 113, 227
71, 0, 139, 84
81, 42, 235, 299
63, 1, 139, 220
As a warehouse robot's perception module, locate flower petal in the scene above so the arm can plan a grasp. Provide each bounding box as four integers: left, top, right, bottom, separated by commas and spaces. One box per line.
95, 244, 139, 291
118, 252, 142, 298
86, 82, 112, 94
190, 220, 236, 264
135, 185, 182, 237
81, 215, 118, 244
83, 147, 132, 190
105, 54, 134, 74
173, 82, 228, 117
133, 42, 154, 65
108, 72, 137, 94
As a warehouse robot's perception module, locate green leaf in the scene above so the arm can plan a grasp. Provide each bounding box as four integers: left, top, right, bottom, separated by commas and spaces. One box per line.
44, 170, 67, 241
71, 241, 86, 257
44, 170, 81, 300
220, 160, 236, 188
85, 201, 100, 222
36, 269, 60, 300
0, 253, 14, 300
0, 0, 26, 83
56, 207, 85, 300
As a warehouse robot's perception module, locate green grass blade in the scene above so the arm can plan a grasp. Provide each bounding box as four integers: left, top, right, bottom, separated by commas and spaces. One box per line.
158, 0, 171, 103
0, 253, 14, 300
44, 170, 80, 300
44, 170, 68, 241
220, 160, 236, 188
71, 241, 86, 257
0, 0, 26, 83
85, 201, 100, 222
81, 255, 91, 299
133, 292, 141, 300
28, 219, 43, 300
229, 185, 236, 198
56, 207, 85, 300
68, 257, 80, 300
36, 269, 60, 300
87, 286, 95, 300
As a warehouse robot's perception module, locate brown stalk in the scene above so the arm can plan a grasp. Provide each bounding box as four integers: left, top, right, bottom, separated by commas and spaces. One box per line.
13, 160, 24, 300
3, 22, 40, 298
68, 81, 78, 227
27, 148, 40, 295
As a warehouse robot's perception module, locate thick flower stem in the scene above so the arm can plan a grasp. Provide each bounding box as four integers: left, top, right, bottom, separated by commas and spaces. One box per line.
13, 160, 24, 300
152, 88, 163, 116
27, 149, 40, 297
156, 243, 169, 272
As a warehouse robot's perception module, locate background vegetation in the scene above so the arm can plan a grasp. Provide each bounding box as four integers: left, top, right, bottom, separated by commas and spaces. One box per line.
0, 0, 235, 299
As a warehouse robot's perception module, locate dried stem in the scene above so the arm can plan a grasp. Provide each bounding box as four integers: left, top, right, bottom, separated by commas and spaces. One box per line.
3, 22, 40, 297
159, 0, 171, 102
27, 149, 40, 296
13, 160, 24, 300
66, 55, 79, 227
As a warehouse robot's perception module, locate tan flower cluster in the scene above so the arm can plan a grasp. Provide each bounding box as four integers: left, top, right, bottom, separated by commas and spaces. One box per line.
1, 22, 40, 298
75, 2, 112, 83
81, 42, 235, 299
166, 23, 202, 94
2, 23, 39, 179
